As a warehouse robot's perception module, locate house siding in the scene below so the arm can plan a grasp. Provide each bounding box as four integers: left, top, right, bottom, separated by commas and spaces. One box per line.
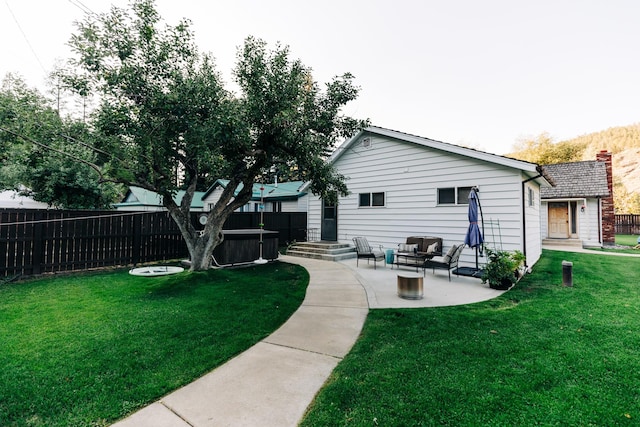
540, 197, 602, 247
280, 200, 296, 212
524, 181, 542, 266
584, 198, 602, 246
308, 134, 539, 268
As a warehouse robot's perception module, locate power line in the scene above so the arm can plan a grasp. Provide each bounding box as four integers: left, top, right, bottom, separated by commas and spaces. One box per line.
0, 210, 156, 228
67, 0, 94, 15
4, 0, 47, 74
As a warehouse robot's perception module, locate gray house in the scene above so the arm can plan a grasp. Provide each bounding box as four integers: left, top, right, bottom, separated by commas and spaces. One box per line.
540, 151, 615, 247
304, 126, 554, 269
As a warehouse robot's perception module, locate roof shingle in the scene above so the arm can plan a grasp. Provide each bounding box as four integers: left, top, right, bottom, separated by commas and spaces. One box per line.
540, 161, 609, 199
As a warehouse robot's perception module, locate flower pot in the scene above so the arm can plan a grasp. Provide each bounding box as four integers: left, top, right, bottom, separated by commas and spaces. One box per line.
489, 277, 514, 290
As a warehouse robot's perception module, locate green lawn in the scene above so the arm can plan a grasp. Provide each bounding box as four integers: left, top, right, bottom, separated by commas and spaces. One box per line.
616, 234, 639, 247
301, 250, 640, 426
0, 263, 308, 427
584, 234, 640, 255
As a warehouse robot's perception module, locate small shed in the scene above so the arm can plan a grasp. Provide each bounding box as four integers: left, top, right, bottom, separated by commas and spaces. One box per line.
540, 151, 614, 247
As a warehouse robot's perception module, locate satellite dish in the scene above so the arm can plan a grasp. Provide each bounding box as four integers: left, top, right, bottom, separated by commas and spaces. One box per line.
198, 214, 208, 225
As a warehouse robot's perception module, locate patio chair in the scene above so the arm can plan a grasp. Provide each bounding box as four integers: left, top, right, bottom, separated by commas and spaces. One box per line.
424, 244, 465, 281
352, 236, 385, 269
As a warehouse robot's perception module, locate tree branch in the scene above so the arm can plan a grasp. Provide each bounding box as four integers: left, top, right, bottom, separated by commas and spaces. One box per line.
0, 126, 106, 181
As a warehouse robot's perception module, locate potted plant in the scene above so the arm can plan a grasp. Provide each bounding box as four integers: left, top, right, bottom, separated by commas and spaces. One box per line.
481, 248, 525, 290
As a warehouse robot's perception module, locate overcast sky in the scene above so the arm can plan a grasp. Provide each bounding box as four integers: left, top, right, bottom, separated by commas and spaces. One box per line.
2, 0, 639, 155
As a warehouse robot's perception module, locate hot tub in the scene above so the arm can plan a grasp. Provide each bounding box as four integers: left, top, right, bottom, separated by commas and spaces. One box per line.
212, 229, 279, 266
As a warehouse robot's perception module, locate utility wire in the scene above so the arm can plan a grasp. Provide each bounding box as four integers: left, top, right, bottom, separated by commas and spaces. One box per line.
67, 0, 94, 15
0, 210, 156, 228
4, 0, 47, 74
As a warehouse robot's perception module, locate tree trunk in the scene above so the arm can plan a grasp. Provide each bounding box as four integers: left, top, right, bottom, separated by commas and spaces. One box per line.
188, 224, 224, 271
162, 179, 251, 272
164, 202, 224, 272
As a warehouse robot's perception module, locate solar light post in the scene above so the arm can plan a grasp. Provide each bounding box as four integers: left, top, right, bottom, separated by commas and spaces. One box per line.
254, 184, 267, 264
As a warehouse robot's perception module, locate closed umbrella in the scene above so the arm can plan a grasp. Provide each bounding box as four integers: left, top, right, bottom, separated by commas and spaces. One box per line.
464, 187, 484, 273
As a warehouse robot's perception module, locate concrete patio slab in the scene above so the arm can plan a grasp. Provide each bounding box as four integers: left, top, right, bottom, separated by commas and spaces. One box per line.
337, 257, 507, 309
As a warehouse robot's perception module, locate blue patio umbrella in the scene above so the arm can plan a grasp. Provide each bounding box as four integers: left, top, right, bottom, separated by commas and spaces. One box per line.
464, 187, 484, 271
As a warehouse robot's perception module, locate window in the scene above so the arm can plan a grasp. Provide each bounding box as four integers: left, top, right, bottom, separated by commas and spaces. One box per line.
527, 187, 534, 207
458, 187, 472, 204
437, 187, 472, 205
359, 192, 385, 207
437, 188, 455, 205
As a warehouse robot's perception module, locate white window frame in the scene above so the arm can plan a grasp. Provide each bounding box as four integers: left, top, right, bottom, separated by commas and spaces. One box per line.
437, 186, 472, 205
359, 192, 386, 208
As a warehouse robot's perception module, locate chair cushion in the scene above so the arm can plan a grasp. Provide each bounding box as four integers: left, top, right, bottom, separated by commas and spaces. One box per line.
426, 242, 438, 255
353, 237, 372, 253
442, 245, 458, 264
398, 243, 418, 253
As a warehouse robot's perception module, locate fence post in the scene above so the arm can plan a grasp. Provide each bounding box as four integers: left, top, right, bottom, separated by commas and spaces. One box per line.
132, 214, 142, 265
31, 211, 43, 275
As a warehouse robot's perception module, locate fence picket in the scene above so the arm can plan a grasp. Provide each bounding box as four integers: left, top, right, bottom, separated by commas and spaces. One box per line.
615, 214, 640, 235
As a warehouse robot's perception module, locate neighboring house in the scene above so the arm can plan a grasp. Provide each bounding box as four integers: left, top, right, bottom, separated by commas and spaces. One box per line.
113, 186, 206, 212
304, 126, 553, 269
0, 190, 49, 209
540, 151, 614, 247
201, 179, 308, 213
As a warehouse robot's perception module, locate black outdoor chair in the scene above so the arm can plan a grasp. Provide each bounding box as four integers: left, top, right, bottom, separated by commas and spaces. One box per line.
424, 244, 465, 281
352, 236, 385, 269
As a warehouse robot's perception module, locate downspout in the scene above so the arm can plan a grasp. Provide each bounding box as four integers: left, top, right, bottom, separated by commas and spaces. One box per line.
522, 172, 544, 271
597, 196, 602, 244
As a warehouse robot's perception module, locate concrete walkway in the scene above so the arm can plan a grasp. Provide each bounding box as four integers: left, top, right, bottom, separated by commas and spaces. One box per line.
112, 256, 369, 427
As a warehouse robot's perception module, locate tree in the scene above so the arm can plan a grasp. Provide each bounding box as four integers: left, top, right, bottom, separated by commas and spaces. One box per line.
61, 0, 367, 270
0, 74, 120, 208
508, 132, 586, 165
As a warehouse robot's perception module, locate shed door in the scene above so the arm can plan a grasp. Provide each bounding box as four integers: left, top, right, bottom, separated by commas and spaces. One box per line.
321, 200, 337, 241
548, 202, 569, 238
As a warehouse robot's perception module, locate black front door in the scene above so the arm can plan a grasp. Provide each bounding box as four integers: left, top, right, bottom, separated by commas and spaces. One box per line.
321, 200, 337, 241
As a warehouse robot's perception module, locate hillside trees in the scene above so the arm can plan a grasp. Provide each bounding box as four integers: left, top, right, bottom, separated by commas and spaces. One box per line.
508, 132, 586, 165
60, 0, 366, 270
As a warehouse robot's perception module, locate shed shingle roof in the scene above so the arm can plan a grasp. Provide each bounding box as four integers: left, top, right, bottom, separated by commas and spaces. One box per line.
540, 161, 609, 199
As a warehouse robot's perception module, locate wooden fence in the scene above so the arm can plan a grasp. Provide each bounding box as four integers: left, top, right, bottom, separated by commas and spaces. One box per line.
0, 209, 307, 279
615, 214, 640, 235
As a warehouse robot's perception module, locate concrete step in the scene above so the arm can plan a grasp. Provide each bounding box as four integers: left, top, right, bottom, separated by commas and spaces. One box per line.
290, 242, 351, 250
542, 239, 583, 248
285, 249, 357, 262
288, 245, 355, 256
286, 241, 357, 262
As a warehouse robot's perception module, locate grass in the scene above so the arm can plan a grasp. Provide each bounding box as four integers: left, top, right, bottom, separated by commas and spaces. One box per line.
616, 234, 638, 246
585, 234, 640, 255
301, 250, 640, 426
0, 262, 308, 427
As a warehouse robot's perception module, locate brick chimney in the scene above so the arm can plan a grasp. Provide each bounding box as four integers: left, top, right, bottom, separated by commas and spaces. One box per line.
596, 150, 615, 246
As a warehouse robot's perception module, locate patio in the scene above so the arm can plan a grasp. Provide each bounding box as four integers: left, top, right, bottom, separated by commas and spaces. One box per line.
338, 257, 507, 309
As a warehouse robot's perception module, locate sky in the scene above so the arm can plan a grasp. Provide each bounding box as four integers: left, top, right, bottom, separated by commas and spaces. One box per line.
2, 0, 639, 155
